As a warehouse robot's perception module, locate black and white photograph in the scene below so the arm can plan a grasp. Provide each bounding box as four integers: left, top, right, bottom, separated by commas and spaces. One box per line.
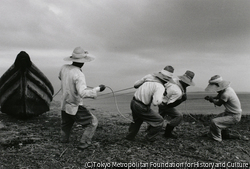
0, 0, 250, 168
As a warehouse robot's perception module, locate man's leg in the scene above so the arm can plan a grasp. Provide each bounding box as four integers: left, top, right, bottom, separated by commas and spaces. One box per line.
164, 108, 183, 138
61, 111, 74, 143
125, 117, 143, 141
159, 105, 167, 118
142, 109, 164, 142
79, 114, 98, 149
125, 100, 143, 140
126, 100, 163, 142
158, 105, 168, 130
74, 106, 97, 149
210, 114, 238, 142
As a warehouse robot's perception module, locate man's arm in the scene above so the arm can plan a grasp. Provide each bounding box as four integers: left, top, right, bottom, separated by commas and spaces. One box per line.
75, 74, 102, 99
134, 78, 145, 89
167, 94, 186, 108
204, 96, 224, 106
162, 84, 184, 108
134, 74, 157, 89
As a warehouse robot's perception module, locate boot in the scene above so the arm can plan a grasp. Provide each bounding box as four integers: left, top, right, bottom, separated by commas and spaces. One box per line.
78, 143, 91, 150
61, 130, 70, 143
78, 135, 91, 150
164, 125, 177, 139
146, 126, 162, 142
222, 130, 240, 139
125, 122, 142, 141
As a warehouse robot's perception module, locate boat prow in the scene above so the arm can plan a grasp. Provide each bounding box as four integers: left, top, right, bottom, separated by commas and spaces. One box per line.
0, 51, 54, 119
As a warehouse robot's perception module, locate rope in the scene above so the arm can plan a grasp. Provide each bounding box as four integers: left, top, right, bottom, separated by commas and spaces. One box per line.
52, 85, 134, 123
53, 88, 61, 98
184, 100, 199, 122
98, 87, 134, 97
96, 91, 135, 100
52, 86, 134, 99
184, 97, 221, 122
106, 86, 134, 123
51, 85, 209, 123
187, 98, 205, 100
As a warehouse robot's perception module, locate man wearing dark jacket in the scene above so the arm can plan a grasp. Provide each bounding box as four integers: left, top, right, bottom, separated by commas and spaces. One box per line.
159, 70, 195, 138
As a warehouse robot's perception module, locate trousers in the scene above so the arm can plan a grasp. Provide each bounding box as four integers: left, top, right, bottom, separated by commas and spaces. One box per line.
158, 105, 183, 127
126, 99, 164, 141
210, 112, 241, 142
61, 105, 98, 144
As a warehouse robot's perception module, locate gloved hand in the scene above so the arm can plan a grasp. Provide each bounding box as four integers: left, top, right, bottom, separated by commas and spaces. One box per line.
99, 84, 106, 92
204, 96, 210, 101
204, 96, 213, 102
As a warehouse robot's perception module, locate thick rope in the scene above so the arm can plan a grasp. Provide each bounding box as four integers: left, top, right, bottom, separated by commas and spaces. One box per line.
52, 85, 209, 124
98, 87, 134, 97
106, 86, 134, 123
52, 86, 134, 123
96, 91, 135, 100
53, 88, 61, 98
184, 100, 199, 122
184, 97, 218, 122
52, 86, 134, 99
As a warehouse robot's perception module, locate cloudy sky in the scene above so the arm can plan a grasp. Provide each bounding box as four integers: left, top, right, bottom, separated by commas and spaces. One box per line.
0, 0, 250, 94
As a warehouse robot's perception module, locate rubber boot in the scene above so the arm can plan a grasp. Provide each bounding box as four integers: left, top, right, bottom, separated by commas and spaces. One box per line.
61, 130, 70, 143
164, 124, 177, 139
146, 126, 162, 142
222, 130, 240, 139
125, 121, 142, 141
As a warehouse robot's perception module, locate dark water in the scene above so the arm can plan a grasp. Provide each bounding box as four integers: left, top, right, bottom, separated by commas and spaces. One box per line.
80, 92, 250, 115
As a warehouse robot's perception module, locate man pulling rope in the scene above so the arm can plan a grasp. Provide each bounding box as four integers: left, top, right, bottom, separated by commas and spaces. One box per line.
58, 47, 106, 150
203, 75, 248, 142
125, 65, 175, 142
159, 70, 195, 139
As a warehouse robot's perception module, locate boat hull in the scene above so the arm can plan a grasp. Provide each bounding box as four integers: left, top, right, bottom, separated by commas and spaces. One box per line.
0, 51, 54, 119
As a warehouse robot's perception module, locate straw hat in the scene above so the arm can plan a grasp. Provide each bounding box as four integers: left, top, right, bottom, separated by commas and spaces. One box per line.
153, 65, 174, 83
64, 46, 95, 63
178, 70, 195, 86
205, 75, 231, 92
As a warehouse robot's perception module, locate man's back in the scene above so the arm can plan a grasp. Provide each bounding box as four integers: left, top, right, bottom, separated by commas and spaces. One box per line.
134, 80, 165, 106
163, 80, 183, 105
221, 87, 242, 114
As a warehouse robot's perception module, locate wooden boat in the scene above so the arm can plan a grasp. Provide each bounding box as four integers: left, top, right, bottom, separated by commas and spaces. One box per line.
0, 51, 54, 119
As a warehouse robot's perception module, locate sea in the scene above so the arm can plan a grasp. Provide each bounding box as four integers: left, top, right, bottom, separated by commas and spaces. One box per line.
54, 91, 250, 115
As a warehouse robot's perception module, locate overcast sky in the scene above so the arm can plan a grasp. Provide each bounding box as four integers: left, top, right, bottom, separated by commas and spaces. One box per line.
0, 0, 250, 93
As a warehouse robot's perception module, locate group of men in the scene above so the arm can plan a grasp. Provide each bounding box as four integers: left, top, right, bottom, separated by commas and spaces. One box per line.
125, 66, 195, 141
59, 46, 243, 150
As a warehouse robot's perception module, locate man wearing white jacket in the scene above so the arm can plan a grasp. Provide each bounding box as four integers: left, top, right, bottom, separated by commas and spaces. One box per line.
59, 46, 106, 150
125, 66, 174, 142
204, 75, 242, 142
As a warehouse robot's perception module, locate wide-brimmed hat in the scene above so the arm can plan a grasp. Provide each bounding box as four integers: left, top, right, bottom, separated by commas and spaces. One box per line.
178, 70, 195, 86
153, 65, 174, 83
205, 75, 230, 92
64, 46, 95, 63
